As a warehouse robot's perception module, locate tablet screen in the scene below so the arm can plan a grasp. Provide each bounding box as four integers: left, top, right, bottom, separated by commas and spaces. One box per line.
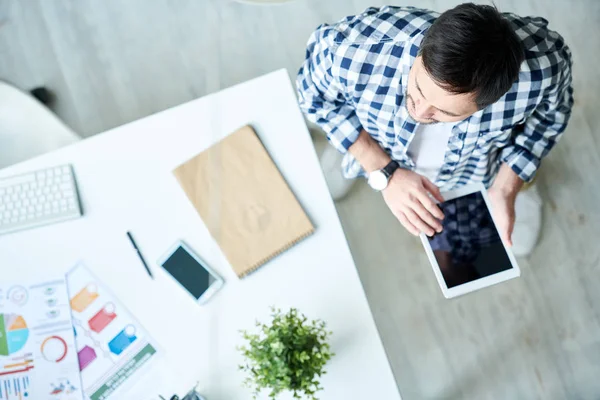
427, 191, 513, 288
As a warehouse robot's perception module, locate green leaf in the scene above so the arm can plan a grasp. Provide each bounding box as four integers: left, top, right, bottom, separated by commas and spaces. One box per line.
238, 307, 334, 399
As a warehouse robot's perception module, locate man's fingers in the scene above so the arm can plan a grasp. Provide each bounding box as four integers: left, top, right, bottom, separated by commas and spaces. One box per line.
404, 208, 435, 236
396, 211, 420, 236
409, 200, 442, 233
415, 191, 444, 220
422, 178, 444, 203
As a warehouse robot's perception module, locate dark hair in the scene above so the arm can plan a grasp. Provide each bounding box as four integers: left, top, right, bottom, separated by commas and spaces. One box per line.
419, 3, 525, 109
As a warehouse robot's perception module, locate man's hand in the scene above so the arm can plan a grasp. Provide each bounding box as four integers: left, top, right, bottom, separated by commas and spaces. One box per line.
347, 129, 444, 236
488, 163, 524, 246
382, 169, 445, 236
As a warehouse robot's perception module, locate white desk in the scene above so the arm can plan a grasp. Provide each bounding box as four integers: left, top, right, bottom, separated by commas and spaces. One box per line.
0, 70, 401, 400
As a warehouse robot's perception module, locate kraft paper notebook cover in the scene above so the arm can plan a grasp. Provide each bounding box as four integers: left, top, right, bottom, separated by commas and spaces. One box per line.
173, 125, 314, 278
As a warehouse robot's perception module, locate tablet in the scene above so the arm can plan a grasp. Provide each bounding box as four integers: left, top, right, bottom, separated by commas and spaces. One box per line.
420, 183, 521, 298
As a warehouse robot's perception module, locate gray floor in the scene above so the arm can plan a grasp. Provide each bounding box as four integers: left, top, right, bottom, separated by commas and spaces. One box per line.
2, 0, 599, 399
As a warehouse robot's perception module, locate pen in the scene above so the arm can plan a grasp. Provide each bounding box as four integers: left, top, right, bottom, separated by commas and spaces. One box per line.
126, 231, 153, 279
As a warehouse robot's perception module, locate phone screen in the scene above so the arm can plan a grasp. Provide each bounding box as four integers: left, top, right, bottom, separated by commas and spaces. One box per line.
161, 245, 216, 299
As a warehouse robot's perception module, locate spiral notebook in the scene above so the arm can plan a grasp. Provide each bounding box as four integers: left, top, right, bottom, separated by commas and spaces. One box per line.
173, 125, 314, 278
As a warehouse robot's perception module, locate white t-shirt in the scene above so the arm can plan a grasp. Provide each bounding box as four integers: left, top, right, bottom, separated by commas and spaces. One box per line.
407, 122, 454, 183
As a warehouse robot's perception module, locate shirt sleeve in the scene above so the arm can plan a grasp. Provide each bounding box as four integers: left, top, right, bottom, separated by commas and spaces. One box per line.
296, 25, 363, 154
500, 46, 574, 182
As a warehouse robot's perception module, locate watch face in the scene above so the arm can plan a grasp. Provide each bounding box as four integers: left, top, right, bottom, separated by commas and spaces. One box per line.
368, 170, 388, 191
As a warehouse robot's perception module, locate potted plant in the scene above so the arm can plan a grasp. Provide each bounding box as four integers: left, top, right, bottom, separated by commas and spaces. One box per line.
239, 307, 334, 399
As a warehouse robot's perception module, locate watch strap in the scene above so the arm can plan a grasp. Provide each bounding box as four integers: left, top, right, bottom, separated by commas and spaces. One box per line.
381, 160, 399, 178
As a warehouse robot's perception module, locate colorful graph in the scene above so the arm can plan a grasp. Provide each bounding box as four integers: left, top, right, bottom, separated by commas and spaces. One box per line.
108, 325, 137, 356
0, 357, 33, 377
77, 346, 97, 371
41, 336, 68, 362
88, 303, 116, 333
70, 284, 98, 313
49, 378, 79, 396
0, 375, 30, 399
6, 286, 27, 307
0, 314, 29, 356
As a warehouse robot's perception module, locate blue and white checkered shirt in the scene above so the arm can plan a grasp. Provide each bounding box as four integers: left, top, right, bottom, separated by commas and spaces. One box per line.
297, 6, 573, 189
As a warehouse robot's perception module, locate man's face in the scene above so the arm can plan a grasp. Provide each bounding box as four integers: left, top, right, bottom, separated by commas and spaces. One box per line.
406, 56, 479, 124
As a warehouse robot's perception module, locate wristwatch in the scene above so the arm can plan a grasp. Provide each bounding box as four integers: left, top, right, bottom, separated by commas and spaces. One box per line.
367, 160, 399, 191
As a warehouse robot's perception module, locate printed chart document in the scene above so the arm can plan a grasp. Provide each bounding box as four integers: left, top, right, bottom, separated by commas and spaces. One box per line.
67, 263, 159, 400
0, 278, 83, 400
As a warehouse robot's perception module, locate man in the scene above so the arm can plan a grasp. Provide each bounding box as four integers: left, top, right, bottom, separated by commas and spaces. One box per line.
297, 4, 573, 256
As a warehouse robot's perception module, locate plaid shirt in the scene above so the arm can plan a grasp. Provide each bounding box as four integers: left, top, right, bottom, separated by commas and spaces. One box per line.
297, 6, 574, 189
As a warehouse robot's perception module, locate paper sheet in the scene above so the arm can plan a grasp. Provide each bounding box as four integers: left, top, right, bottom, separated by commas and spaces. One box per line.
0, 278, 83, 400
67, 263, 159, 400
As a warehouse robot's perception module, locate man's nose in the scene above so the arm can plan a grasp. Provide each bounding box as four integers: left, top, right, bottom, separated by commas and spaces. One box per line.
414, 100, 434, 119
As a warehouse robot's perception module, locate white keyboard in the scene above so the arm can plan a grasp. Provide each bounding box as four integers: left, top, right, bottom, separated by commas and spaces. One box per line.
0, 165, 83, 235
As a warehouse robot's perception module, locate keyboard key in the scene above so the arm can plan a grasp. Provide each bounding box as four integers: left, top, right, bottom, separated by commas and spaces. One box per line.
0, 173, 34, 188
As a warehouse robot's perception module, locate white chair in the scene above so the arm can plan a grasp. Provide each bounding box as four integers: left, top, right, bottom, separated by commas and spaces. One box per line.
0, 81, 80, 169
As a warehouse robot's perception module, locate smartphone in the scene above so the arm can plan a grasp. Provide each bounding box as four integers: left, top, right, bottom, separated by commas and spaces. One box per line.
157, 241, 224, 304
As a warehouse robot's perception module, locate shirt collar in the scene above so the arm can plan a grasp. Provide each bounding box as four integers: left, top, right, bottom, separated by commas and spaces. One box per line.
394, 33, 426, 138
399, 32, 425, 92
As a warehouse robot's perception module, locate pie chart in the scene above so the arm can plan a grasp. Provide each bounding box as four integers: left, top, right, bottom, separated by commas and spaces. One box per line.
0, 313, 29, 356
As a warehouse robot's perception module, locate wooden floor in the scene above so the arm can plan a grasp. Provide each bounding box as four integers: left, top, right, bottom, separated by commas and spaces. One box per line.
2, 0, 599, 398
